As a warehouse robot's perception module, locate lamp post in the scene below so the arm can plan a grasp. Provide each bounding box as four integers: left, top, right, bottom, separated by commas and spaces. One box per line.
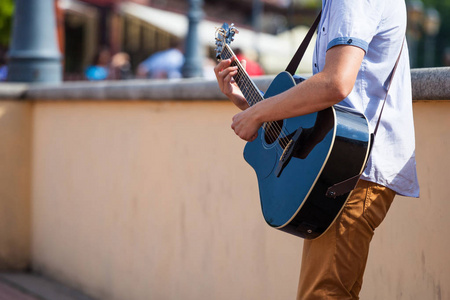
182, 0, 204, 78
423, 8, 440, 67
7, 0, 62, 83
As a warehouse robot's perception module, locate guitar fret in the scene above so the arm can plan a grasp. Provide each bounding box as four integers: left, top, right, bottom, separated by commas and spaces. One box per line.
221, 46, 263, 107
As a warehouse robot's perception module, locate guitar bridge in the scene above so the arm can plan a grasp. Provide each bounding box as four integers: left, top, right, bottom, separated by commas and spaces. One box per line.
279, 139, 293, 163
275, 127, 303, 177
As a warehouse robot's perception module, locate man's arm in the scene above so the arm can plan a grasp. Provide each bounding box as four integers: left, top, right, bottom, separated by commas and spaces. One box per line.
231, 45, 365, 141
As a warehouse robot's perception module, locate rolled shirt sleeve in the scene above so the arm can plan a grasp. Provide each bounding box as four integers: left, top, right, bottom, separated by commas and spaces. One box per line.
325, 0, 384, 53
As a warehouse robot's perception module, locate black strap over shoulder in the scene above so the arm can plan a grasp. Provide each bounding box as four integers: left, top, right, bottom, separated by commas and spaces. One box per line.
285, 11, 322, 76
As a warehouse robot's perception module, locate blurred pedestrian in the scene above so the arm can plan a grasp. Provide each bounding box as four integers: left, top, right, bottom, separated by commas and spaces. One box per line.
234, 48, 264, 76
110, 52, 133, 80
85, 47, 111, 81
137, 40, 184, 79
0, 48, 8, 81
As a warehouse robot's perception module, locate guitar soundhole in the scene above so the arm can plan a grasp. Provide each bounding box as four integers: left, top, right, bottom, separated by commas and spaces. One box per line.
264, 120, 284, 145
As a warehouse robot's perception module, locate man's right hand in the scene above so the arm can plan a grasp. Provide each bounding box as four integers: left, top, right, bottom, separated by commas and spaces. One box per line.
214, 57, 249, 111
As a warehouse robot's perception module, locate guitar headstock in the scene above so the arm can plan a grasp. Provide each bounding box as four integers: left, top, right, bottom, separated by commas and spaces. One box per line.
215, 23, 239, 60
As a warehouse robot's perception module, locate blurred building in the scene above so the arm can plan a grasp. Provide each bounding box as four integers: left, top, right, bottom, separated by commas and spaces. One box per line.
57, 0, 320, 80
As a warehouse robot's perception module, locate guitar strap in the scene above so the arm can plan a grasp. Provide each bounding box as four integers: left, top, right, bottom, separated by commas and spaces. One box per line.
283, 12, 406, 198
325, 39, 405, 198
285, 11, 322, 76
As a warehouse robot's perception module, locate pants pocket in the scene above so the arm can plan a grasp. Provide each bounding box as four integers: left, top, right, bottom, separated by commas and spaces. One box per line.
362, 182, 396, 231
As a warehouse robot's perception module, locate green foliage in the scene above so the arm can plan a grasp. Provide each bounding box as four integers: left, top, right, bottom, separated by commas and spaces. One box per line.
0, 0, 14, 47
293, 0, 321, 9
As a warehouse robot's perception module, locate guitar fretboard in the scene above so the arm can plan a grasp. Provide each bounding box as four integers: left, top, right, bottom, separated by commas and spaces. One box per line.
220, 45, 264, 107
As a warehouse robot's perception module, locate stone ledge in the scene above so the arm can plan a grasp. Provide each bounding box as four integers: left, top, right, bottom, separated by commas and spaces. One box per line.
0, 68, 448, 101
0, 83, 28, 100
411, 67, 450, 100
21, 76, 274, 101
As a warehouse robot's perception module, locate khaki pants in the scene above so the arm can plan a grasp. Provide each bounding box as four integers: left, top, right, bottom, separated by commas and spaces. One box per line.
297, 180, 396, 300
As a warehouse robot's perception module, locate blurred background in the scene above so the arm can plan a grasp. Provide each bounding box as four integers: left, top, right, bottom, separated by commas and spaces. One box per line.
0, 0, 447, 83
0, 1, 449, 300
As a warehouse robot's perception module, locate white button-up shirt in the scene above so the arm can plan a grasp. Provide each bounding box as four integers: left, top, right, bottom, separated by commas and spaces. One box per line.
313, 0, 420, 197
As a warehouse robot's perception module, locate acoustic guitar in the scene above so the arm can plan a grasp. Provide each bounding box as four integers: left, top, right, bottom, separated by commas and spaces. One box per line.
215, 24, 371, 239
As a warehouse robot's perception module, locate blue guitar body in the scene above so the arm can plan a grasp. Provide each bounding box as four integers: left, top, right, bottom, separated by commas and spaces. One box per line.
244, 72, 371, 239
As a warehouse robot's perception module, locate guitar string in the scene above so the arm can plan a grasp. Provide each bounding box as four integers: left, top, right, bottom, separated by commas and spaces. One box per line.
233, 64, 287, 148
227, 50, 290, 149
221, 46, 287, 146
224, 47, 285, 146
220, 47, 289, 148
222, 46, 291, 149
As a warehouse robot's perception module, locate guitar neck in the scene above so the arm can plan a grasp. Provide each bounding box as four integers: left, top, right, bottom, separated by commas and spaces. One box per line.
220, 45, 264, 107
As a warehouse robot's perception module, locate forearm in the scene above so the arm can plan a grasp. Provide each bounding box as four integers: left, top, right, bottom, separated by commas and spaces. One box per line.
249, 71, 346, 123
229, 45, 364, 142
249, 45, 365, 123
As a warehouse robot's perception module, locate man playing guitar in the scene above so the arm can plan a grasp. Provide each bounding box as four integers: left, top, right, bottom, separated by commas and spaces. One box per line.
214, 0, 419, 298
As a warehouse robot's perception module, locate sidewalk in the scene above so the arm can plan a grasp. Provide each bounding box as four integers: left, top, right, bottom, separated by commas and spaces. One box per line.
0, 280, 38, 300
0, 273, 95, 300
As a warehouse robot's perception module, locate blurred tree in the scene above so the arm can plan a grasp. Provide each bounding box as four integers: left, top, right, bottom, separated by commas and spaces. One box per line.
293, 0, 320, 9
0, 0, 14, 47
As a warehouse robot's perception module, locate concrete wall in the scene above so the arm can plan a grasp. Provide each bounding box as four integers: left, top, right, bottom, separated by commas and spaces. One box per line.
28, 101, 302, 300
361, 100, 450, 300
0, 68, 449, 299
0, 101, 31, 270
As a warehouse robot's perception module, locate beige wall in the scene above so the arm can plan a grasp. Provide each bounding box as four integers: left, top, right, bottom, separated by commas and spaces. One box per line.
30, 101, 302, 300
361, 101, 450, 299
1, 99, 449, 299
0, 102, 31, 270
